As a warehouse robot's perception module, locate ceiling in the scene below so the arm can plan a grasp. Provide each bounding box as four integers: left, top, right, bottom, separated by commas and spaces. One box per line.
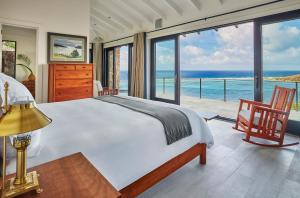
90, 0, 281, 42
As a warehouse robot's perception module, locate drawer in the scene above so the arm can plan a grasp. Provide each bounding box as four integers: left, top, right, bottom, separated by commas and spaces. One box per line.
55, 79, 92, 88
54, 65, 75, 71
55, 87, 92, 98
55, 71, 92, 79
76, 65, 92, 71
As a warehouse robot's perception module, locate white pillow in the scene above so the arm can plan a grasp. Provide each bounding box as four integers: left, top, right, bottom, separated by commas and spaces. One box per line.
0, 73, 42, 159
0, 73, 34, 105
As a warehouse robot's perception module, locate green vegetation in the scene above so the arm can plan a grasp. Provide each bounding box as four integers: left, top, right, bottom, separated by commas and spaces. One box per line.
292, 103, 300, 111
3, 41, 16, 49
272, 74, 300, 82
17, 54, 33, 73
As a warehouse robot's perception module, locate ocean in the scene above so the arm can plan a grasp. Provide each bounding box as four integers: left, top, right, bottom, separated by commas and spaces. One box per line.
119, 70, 300, 103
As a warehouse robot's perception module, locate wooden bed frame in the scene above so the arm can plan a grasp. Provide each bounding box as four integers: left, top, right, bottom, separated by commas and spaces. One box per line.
120, 143, 206, 198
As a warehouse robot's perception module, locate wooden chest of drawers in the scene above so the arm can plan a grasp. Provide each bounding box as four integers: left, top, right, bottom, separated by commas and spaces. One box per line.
48, 64, 93, 102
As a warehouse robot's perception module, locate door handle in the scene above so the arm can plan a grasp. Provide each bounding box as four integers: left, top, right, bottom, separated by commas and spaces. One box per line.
255, 75, 259, 89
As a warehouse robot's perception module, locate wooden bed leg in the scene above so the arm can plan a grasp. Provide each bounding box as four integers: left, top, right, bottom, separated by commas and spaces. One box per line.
199, 143, 206, 165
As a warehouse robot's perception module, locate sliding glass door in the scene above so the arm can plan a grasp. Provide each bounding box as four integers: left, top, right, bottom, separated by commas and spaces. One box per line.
107, 48, 115, 88
260, 16, 300, 133
148, 10, 299, 133
151, 36, 180, 104
104, 45, 132, 94
179, 22, 254, 119
118, 45, 132, 95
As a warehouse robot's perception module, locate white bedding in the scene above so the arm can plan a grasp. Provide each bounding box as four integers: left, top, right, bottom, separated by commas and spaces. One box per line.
6, 96, 214, 190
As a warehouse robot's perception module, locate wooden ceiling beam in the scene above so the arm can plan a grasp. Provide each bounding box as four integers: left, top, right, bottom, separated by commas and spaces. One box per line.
90, 21, 110, 35
92, 0, 134, 30
101, 0, 143, 28
189, 0, 202, 11
91, 8, 125, 31
90, 27, 106, 40
119, 0, 153, 24
90, 16, 120, 33
142, 0, 167, 19
164, 0, 183, 16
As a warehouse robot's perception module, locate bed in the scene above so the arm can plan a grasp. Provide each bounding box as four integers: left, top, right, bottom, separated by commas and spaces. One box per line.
4, 96, 213, 197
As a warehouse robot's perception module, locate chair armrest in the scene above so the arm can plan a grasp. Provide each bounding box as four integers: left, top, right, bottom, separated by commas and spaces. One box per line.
240, 99, 270, 107
252, 105, 289, 116
239, 99, 270, 111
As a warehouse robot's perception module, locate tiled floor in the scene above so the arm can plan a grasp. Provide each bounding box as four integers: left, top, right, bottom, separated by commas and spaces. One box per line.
139, 119, 300, 198
181, 96, 300, 121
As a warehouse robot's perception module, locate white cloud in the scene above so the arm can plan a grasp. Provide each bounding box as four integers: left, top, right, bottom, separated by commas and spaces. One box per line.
263, 23, 300, 52
182, 45, 204, 56
263, 21, 300, 69
180, 22, 254, 70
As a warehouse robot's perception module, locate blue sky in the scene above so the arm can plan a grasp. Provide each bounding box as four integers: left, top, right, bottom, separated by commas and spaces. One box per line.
156, 19, 300, 71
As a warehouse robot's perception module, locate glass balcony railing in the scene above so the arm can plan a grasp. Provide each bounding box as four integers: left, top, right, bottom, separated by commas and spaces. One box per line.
156, 77, 299, 111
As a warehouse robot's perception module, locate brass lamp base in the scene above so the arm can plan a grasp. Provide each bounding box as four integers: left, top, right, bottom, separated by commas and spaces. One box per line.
1, 171, 42, 198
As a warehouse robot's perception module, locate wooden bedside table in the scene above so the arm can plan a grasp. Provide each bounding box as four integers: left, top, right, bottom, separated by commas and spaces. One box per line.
2, 153, 121, 198
22, 80, 35, 98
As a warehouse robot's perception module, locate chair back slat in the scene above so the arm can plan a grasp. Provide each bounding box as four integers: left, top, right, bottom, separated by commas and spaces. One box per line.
271, 86, 296, 113
255, 86, 295, 138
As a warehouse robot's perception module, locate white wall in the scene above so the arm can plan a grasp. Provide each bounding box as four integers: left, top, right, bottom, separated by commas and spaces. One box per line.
0, 0, 90, 103
2, 25, 36, 82
0, 24, 2, 71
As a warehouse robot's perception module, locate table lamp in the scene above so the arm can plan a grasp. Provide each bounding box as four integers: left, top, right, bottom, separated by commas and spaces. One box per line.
0, 82, 52, 198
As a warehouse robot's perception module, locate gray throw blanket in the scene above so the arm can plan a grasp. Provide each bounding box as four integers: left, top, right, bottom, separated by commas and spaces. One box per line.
95, 96, 192, 145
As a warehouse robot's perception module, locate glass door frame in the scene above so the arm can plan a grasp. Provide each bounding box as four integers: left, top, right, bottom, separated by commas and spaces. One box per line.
103, 44, 133, 93
103, 47, 115, 88
254, 10, 300, 134
254, 10, 300, 102
150, 34, 180, 104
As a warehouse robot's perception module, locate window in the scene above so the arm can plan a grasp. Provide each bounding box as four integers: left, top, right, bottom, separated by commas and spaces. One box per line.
104, 44, 132, 94
151, 36, 180, 104
180, 23, 254, 104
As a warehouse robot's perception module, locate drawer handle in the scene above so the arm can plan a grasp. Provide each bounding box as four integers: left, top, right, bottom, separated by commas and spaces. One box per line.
82, 67, 86, 69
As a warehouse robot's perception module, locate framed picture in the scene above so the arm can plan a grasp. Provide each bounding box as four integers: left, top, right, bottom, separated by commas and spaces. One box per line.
1, 40, 17, 78
47, 32, 87, 63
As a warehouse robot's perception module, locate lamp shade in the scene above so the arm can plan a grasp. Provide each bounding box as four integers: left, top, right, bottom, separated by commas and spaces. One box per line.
0, 102, 51, 136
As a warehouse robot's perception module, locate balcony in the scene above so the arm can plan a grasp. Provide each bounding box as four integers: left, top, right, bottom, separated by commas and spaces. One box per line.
156, 77, 300, 131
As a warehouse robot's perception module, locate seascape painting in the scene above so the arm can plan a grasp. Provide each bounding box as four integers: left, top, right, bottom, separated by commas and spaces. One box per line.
48, 33, 87, 63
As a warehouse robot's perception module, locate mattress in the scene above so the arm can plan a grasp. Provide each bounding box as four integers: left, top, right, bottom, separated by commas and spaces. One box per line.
6, 96, 214, 190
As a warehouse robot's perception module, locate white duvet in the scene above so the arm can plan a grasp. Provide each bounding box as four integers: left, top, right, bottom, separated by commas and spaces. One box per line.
6, 96, 214, 190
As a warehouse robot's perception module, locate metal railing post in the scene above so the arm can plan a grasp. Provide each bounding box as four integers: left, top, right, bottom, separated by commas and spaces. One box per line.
163, 77, 166, 94
296, 82, 299, 111
224, 79, 227, 102
199, 78, 202, 99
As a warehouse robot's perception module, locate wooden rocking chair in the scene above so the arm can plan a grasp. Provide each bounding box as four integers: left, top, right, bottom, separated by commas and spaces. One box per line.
234, 86, 299, 147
